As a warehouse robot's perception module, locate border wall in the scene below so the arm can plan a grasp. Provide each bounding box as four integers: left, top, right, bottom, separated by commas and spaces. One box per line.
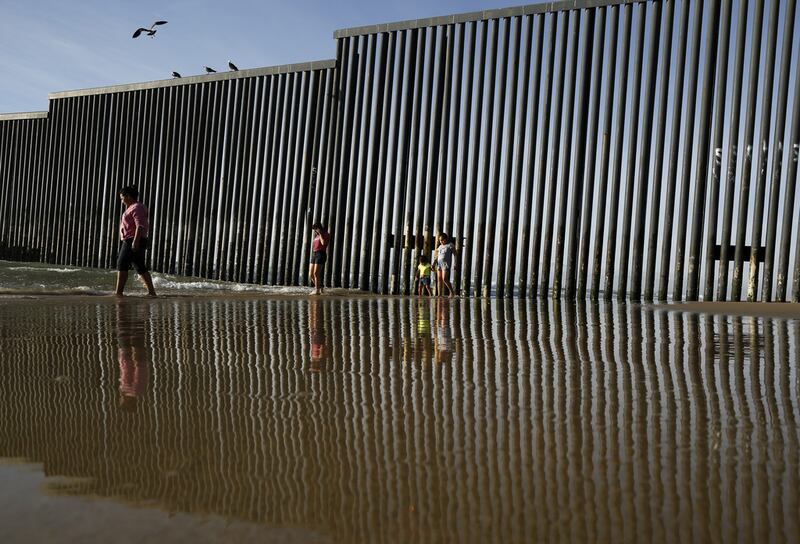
1, 0, 800, 301
0, 62, 336, 285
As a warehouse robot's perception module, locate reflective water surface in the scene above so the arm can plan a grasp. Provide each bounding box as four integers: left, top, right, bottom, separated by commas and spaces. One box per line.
1, 296, 798, 543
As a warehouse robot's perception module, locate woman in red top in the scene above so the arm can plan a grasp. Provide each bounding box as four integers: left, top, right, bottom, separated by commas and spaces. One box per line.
309, 222, 330, 295
115, 186, 157, 297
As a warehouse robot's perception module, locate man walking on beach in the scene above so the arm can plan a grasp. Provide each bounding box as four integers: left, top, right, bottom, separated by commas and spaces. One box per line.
115, 186, 157, 297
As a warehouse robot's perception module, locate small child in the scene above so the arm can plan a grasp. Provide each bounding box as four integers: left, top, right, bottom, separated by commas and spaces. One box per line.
416, 254, 433, 296
435, 233, 456, 298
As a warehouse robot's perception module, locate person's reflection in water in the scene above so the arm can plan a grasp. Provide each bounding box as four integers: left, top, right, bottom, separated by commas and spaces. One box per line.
434, 298, 454, 363
116, 300, 151, 411
309, 298, 328, 372
405, 301, 434, 363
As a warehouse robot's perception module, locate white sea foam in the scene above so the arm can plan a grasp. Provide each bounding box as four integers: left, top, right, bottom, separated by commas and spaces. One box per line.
152, 276, 286, 293
0, 286, 109, 297
1, 261, 353, 297
267, 286, 316, 295
8, 266, 83, 273
149, 276, 327, 296
71, 286, 109, 295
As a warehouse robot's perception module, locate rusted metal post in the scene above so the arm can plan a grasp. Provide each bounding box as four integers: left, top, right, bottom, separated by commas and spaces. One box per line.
602, 3, 633, 300
589, 6, 620, 299
731, 0, 766, 301
513, 14, 545, 299
538, 10, 571, 297
557, 9, 593, 300
686, 0, 727, 301
776, 36, 800, 301
760, 0, 797, 301
525, 13, 558, 298
574, 7, 606, 300
745, 0, 781, 301
670, 0, 704, 302
715, 0, 751, 301
481, 17, 512, 297
629, 0, 664, 301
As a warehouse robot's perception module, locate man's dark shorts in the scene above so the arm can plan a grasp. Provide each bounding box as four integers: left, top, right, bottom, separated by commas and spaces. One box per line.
311, 250, 327, 265
117, 238, 150, 273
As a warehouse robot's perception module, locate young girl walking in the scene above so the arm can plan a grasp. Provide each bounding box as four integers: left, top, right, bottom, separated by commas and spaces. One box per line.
435, 233, 456, 298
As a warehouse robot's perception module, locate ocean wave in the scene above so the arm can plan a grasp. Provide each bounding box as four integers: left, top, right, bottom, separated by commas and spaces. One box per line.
150, 276, 332, 295
0, 286, 109, 297
0, 261, 355, 297
7, 266, 84, 274
151, 276, 293, 293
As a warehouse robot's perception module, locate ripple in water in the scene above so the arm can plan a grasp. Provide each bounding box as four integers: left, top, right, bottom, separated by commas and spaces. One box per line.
0, 295, 798, 542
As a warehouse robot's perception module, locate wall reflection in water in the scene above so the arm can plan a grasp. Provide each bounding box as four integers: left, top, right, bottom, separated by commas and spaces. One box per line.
0, 298, 798, 543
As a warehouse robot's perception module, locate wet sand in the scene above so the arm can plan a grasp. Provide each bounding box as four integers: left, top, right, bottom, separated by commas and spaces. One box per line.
0, 462, 325, 544
0, 295, 798, 543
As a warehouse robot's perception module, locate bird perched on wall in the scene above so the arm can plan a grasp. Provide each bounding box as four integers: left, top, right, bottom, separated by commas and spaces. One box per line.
204, 66, 217, 73
228, 61, 239, 71
132, 21, 168, 38
172, 72, 181, 78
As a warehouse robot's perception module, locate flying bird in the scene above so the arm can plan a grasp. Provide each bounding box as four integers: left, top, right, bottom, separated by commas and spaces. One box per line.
172, 71, 181, 78
132, 20, 168, 39
204, 66, 217, 73
228, 61, 239, 71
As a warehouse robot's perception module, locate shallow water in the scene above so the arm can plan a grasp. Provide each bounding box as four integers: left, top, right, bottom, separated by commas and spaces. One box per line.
0, 259, 322, 296
1, 270, 799, 542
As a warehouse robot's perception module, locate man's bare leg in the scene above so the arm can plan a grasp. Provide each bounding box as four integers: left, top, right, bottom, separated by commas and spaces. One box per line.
115, 271, 128, 296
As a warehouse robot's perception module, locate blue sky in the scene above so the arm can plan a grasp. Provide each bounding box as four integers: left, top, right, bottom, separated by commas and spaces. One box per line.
0, 0, 535, 113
